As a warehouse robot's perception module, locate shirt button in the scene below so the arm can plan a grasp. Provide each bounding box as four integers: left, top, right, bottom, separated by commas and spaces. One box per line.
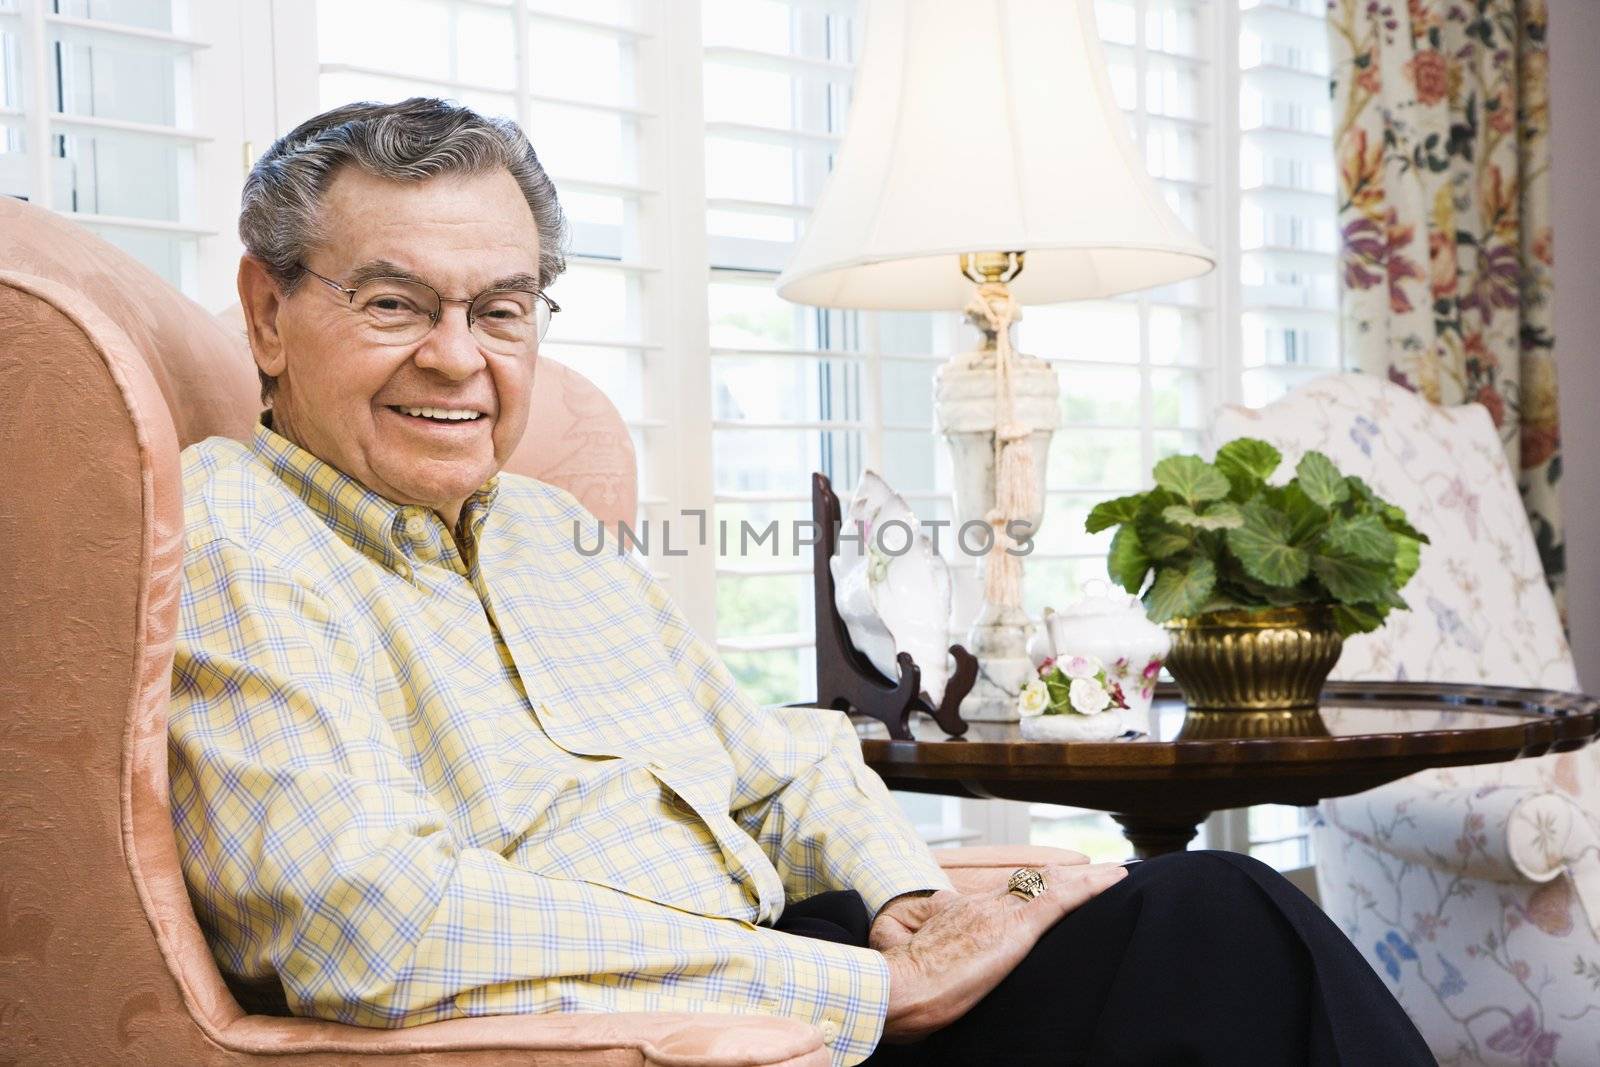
820, 1019, 839, 1044
405, 515, 428, 538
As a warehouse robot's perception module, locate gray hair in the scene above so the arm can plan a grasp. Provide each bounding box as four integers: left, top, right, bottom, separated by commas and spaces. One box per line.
240, 97, 568, 401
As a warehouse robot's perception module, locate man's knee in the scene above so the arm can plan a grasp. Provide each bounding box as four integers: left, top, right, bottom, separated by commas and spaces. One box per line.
1128, 848, 1277, 883
1120, 850, 1297, 925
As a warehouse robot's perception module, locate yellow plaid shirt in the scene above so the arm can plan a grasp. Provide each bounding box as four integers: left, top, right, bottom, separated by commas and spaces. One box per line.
168, 422, 950, 1066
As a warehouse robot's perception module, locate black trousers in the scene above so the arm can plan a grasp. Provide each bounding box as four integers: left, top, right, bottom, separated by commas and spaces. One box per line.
775, 850, 1434, 1066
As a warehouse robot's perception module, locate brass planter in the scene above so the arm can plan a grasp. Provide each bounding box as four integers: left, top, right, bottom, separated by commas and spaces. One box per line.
1163, 606, 1343, 712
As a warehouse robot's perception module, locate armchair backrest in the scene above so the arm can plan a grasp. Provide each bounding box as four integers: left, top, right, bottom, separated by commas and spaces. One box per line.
1212, 373, 1575, 690
0, 196, 635, 1061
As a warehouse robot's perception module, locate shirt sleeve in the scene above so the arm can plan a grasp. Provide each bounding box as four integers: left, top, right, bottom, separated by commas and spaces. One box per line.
169, 536, 891, 1065
615, 550, 953, 918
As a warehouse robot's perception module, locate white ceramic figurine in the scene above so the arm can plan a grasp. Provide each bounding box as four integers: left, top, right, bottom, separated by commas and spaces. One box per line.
830, 470, 955, 706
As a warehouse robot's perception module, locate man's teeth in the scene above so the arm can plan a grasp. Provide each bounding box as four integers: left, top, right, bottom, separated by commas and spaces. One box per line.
396, 406, 482, 421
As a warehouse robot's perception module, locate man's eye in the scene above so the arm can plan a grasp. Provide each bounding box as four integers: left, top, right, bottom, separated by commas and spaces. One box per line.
369, 296, 419, 313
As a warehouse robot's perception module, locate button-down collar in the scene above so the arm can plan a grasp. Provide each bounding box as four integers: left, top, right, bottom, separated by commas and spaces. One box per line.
251, 416, 499, 580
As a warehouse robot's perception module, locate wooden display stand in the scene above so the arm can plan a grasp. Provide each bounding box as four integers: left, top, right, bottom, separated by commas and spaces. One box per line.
793, 472, 973, 741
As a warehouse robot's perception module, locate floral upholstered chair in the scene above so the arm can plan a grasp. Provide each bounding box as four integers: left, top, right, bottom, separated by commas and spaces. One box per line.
1213, 373, 1596, 1067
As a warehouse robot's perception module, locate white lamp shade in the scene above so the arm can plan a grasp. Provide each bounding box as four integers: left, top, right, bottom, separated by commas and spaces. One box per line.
775, 0, 1216, 310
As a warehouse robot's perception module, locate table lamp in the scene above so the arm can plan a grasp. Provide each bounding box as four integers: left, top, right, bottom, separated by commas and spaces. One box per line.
776, 0, 1215, 720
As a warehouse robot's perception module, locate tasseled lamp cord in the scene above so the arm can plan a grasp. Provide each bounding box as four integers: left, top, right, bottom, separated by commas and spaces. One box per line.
964, 284, 1037, 612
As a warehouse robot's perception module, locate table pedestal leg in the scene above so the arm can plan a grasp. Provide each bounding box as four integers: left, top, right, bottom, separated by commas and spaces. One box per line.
1111, 812, 1208, 859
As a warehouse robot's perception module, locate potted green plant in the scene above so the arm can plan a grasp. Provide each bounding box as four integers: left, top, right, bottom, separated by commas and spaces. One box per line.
1084, 438, 1429, 712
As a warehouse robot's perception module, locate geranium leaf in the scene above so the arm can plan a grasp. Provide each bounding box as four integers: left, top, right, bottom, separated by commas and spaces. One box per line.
1226, 501, 1311, 587
1379, 503, 1430, 544
1235, 575, 1316, 607
1296, 451, 1350, 509
1144, 557, 1217, 623
1162, 501, 1245, 530
1107, 525, 1152, 594
1137, 517, 1193, 559
1312, 553, 1390, 603
1393, 534, 1422, 589
1332, 602, 1387, 636
1134, 490, 1191, 558
1085, 492, 1147, 534
1322, 514, 1395, 562
1214, 438, 1282, 498
1153, 455, 1231, 505
1273, 483, 1329, 544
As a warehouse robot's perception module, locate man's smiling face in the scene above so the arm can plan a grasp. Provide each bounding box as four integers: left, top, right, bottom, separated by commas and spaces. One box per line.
242, 165, 543, 526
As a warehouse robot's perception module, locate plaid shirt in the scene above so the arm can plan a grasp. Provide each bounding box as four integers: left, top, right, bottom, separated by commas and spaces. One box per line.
168, 423, 950, 1065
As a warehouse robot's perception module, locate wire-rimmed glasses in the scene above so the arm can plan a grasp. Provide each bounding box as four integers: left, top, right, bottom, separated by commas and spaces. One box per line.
298, 263, 559, 353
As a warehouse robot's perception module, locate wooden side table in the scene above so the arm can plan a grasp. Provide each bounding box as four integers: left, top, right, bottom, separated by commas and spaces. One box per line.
850, 681, 1600, 858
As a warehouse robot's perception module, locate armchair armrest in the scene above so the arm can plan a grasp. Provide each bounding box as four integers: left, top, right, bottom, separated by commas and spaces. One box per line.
196, 847, 1085, 1067
218, 1010, 829, 1066
933, 845, 1091, 894
1324, 782, 1600, 899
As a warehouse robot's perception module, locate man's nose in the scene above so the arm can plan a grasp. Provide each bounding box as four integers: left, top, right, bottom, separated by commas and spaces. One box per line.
412, 303, 486, 380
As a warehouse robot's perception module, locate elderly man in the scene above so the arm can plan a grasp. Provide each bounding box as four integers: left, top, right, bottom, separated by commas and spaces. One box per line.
169, 98, 1431, 1066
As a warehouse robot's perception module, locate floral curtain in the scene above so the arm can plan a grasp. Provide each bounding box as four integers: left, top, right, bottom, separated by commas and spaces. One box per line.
1330, 0, 1564, 606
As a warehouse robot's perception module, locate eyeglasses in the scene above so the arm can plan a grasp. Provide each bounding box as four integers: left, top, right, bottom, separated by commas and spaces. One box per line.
297, 263, 559, 352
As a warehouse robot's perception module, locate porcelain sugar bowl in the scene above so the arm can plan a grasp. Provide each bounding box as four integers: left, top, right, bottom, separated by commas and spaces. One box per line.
1031, 581, 1171, 730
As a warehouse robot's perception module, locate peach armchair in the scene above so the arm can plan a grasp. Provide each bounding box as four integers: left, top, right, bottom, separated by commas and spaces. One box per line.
0, 197, 1069, 1066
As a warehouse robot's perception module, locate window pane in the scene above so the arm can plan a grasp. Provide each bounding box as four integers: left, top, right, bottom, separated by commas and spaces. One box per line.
713, 354, 861, 423
529, 25, 635, 108
55, 0, 173, 30
54, 37, 178, 126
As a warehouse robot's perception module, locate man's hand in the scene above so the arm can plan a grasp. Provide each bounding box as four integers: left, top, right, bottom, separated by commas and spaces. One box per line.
879, 862, 1128, 1043
870, 850, 1094, 951
870, 891, 950, 952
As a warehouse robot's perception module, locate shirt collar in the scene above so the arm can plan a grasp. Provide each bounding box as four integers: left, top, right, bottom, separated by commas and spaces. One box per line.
251, 415, 500, 577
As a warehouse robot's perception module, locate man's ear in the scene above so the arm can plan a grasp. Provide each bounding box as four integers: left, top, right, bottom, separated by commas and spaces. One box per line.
238, 255, 289, 381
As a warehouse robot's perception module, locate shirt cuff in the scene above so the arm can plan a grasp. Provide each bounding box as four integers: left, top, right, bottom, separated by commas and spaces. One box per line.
847, 848, 955, 919
758, 925, 892, 1067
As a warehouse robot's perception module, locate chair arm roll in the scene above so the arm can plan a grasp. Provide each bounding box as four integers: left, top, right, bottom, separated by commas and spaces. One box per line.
1324, 783, 1600, 886
217, 1010, 829, 1066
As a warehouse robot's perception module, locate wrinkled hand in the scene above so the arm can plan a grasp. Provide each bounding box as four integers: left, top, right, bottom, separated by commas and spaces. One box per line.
871, 892, 949, 951
879, 862, 1127, 1043
870, 850, 1094, 950
941, 850, 1091, 897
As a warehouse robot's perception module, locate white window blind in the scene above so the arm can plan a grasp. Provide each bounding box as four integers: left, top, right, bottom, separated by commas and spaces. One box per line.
1239, 0, 1341, 406
703, 0, 878, 707
0, 0, 245, 304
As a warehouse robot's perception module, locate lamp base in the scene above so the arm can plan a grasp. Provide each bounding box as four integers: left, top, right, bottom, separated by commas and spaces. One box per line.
959, 601, 1035, 722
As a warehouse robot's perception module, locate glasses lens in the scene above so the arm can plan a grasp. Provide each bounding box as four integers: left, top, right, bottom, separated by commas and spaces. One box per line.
469, 289, 553, 350
351, 278, 440, 344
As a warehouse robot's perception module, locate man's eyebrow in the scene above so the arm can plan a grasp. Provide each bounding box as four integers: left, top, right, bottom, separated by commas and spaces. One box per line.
346, 260, 424, 286
488, 271, 542, 292
344, 260, 541, 293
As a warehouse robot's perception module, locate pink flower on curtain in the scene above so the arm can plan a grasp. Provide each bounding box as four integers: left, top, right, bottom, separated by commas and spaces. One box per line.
1406, 50, 1450, 105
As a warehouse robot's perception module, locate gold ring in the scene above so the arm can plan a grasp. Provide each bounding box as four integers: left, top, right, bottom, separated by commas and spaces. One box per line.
1007, 867, 1047, 901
